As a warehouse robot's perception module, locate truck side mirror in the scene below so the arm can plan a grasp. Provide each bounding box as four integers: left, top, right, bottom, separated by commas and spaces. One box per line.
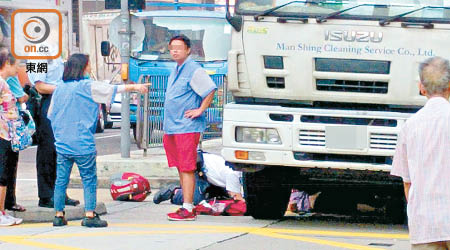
226, 0, 242, 32
101, 41, 111, 57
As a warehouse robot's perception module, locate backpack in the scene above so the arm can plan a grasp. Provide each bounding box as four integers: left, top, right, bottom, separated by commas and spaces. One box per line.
110, 172, 151, 202
195, 198, 246, 216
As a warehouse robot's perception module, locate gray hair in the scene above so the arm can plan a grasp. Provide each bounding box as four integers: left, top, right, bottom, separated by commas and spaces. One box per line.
419, 56, 450, 95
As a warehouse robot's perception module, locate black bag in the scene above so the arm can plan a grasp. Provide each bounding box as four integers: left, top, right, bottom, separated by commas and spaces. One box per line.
24, 85, 41, 126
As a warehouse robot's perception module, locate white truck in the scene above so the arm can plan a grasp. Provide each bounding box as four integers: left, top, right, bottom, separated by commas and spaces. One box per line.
223, 0, 450, 220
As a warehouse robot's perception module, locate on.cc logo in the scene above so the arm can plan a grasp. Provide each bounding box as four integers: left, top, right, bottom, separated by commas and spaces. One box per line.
23, 16, 50, 44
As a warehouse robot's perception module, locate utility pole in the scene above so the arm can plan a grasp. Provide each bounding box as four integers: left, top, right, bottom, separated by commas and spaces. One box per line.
120, 0, 131, 158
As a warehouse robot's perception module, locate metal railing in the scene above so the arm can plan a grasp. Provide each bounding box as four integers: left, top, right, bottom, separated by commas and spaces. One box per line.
136, 73, 226, 152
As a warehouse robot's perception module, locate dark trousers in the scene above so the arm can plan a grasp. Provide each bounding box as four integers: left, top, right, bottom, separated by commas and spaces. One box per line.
171, 175, 229, 205
36, 95, 56, 200
4, 148, 19, 207
0, 138, 19, 207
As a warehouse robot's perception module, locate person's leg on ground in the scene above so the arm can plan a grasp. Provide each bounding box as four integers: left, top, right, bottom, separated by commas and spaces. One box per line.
170, 188, 183, 205
192, 174, 209, 205
53, 153, 74, 227
76, 153, 107, 228
153, 184, 179, 204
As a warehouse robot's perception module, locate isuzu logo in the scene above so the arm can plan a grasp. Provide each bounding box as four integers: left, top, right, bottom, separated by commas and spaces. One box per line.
325, 30, 383, 43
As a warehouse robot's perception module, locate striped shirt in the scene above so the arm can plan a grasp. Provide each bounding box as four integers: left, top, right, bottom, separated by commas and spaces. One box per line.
391, 97, 450, 244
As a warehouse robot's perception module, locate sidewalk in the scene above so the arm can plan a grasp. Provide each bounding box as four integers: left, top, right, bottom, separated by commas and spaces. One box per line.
13, 180, 108, 223
13, 138, 222, 223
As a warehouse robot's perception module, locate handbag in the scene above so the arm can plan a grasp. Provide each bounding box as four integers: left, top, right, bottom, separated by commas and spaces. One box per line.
20, 109, 36, 136
8, 112, 33, 152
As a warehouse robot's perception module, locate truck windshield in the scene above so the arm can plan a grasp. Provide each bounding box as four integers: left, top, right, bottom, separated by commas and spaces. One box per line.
237, 0, 450, 22
136, 16, 231, 62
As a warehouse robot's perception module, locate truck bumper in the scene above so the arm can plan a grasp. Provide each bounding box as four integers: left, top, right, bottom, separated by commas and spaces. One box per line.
222, 103, 413, 172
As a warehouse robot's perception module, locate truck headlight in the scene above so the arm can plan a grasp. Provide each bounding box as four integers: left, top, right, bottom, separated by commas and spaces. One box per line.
236, 127, 281, 144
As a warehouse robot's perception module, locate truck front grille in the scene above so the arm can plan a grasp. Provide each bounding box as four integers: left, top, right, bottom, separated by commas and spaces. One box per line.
293, 152, 392, 164
299, 129, 325, 146
316, 79, 388, 94
369, 133, 397, 150
267, 77, 285, 88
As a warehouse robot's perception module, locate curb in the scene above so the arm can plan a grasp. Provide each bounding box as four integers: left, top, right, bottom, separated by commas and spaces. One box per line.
69, 139, 222, 189
11, 202, 107, 223
70, 177, 180, 189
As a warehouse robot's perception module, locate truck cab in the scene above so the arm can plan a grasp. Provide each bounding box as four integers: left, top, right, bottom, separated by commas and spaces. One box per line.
224, 0, 450, 219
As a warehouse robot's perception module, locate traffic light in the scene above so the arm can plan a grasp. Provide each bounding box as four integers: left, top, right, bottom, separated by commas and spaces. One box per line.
105, 0, 146, 10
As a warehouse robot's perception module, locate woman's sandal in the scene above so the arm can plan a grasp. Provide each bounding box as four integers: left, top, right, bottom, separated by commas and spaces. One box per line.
6, 204, 26, 212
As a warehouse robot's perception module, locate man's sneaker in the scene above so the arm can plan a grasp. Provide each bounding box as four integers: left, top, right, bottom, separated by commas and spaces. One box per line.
53, 213, 67, 227
0, 212, 15, 226
81, 213, 108, 228
167, 208, 196, 221
153, 184, 178, 204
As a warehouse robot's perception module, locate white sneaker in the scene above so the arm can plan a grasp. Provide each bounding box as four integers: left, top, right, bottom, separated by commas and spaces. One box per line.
0, 212, 15, 226
5, 214, 23, 225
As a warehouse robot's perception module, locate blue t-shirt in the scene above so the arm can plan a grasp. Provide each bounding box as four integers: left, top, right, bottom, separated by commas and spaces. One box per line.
163, 57, 217, 134
48, 79, 117, 155
6, 76, 25, 109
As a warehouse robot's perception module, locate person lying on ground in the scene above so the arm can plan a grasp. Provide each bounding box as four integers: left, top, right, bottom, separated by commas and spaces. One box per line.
153, 151, 243, 205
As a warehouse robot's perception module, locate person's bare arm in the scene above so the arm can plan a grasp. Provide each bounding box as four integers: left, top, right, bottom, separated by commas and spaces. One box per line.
121, 83, 150, 93
35, 81, 56, 94
184, 90, 216, 118
404, 182, 411, 202
228, 191, 244, 201
17, 66, 30, 88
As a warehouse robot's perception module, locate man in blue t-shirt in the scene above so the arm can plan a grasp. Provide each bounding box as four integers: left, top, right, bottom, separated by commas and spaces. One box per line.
163, 35, 217, 221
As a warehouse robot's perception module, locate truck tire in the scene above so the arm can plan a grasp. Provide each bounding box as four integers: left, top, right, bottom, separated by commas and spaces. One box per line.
243, 167, 292, 219
386, 196, 407, 224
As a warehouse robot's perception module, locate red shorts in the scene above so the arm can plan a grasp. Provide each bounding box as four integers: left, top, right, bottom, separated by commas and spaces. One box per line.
163, 132, 200, 172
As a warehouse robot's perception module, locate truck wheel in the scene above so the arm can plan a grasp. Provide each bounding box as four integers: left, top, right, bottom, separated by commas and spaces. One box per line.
244, 167, 292, 219
386, 196, 407, 224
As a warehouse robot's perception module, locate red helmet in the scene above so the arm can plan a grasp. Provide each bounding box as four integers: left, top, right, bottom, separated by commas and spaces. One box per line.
110, 172, 151, 202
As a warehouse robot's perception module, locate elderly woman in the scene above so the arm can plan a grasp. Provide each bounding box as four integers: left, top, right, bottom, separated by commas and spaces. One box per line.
0, 51, 23, 226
